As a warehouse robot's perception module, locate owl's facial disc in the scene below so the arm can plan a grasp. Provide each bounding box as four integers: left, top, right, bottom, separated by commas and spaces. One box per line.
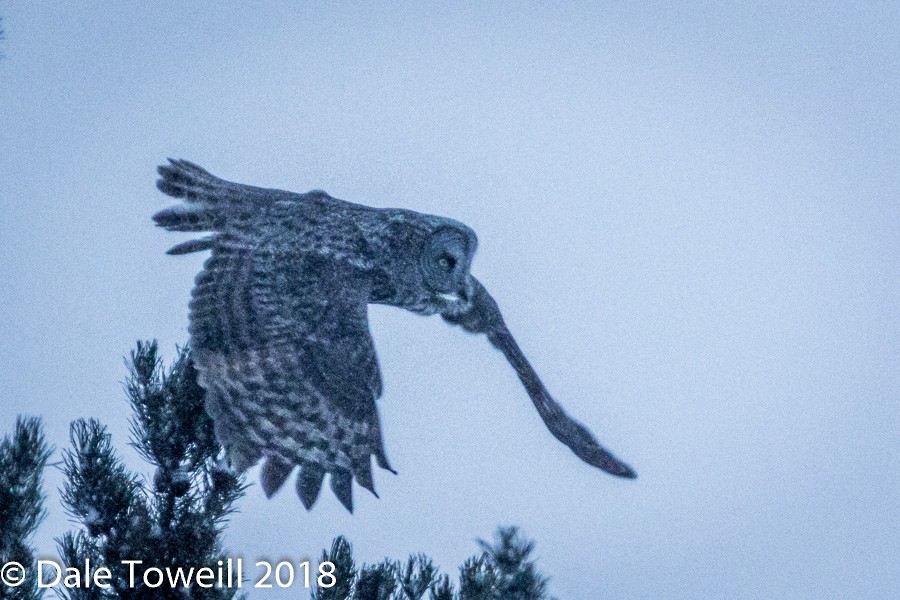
420, 225, 476, 308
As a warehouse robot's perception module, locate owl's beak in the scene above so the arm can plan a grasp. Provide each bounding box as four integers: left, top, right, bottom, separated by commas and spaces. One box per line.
437, 277, 473, 306
438, 291, 466, 303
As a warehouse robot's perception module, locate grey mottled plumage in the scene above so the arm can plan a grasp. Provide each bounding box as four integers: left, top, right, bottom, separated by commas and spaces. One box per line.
153, 159, 635, 513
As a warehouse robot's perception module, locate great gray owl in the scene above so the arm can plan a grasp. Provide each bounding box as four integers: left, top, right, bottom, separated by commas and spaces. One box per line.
153, 159, 635, 512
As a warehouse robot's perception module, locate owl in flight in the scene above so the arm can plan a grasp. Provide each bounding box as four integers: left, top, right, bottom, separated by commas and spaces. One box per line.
153, 159, 635, 512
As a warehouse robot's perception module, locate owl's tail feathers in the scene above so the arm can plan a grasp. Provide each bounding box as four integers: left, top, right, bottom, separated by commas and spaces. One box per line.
156, 159, 222, 204
153, 159, 224, 241
152, 205, 217, 253
152, 203, 216, 232
165, 236, 215, 255
154, 159, 221, 253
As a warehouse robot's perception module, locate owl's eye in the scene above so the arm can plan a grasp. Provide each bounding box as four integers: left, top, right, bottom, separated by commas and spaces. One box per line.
437, 254, 456, 271
420, 226, 471, 292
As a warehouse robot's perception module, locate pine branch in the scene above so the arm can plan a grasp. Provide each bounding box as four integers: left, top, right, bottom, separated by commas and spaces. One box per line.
457, 555, 499, 600
312, 528, 555, 600
60, 419, 144, 539
43, 340, 558, 600
57, 342, 246, 600
429, 575, 454, 600
396, 554, 436, 600
56, 532, 113, 600
313, 536, 356, 600
477, 527, 549, 600
354, 560, 397, 600
0, 416, 52, 600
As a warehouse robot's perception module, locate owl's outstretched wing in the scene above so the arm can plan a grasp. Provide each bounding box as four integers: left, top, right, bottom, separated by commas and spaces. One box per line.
154, 159, 392, 513
443, 278, 636, 479
152, 158, 373, 264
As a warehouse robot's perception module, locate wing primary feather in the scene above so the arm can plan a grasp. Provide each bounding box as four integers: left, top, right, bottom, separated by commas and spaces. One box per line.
370, 411, 397, 475
352, 455, 378, 498
375, 449, 397, 475
260, 456, 295, 498
330, 468, 354, 513
296, 462, 326, 510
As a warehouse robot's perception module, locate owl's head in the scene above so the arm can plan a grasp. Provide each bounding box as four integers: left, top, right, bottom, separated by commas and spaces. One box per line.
418, 222, 478, 314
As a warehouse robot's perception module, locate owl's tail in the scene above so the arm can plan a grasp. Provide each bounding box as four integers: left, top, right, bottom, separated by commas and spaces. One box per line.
153, 159, 223, 254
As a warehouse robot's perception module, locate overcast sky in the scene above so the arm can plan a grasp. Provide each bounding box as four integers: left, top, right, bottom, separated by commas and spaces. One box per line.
1, 2, 897, 599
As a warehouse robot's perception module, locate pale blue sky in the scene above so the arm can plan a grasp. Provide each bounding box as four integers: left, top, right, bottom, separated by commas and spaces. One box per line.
1, 2, 898, 599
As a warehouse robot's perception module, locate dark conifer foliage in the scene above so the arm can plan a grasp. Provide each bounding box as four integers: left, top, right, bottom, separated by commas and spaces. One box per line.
457, 555, 498, 600
0, 417, 52, 600
353, 560, 398, 600
397, 555, 436, 600
476, 527, 549, 600
2, 342, 558, 599
57, 341, 245, 600
429, 576, 454, 600
313, 537, 355, 600
312, 527, 553, 600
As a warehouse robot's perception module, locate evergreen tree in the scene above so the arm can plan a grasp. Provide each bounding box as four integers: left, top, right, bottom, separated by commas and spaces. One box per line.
457, 555, 498, 600
312, 527, 553, 600
0, 416, 52, 600
476, 527, 549, 600
1, 341, 559, 598
396, 555, 436, 600
353, 560, 397, 600
429, 575, 454, 600
57, 341, 245, 600
313, 537, 355, 600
